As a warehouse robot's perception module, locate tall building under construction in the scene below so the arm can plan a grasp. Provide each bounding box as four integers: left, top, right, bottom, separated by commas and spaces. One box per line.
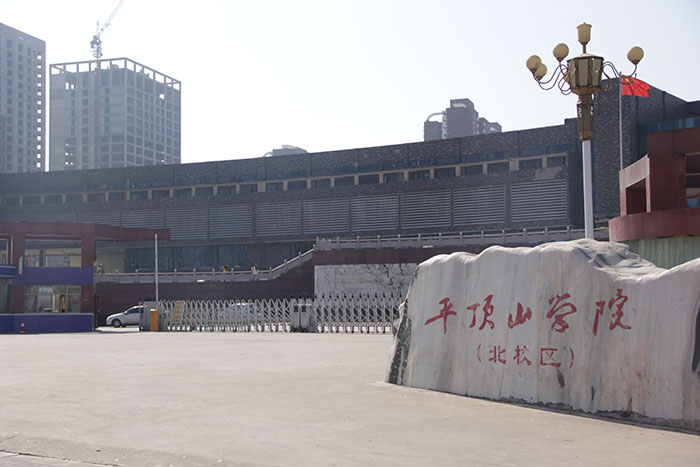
49, 57, 181, 170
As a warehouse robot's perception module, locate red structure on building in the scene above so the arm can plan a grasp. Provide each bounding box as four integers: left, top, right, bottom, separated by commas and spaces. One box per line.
610, 126, 700, 242
1, 222, 169, 316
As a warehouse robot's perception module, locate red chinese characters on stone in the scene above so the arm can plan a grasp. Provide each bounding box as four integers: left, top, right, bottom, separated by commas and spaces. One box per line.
546, 293, 577, 333
424, 297, 456, 334
539, 347, 562, 368
467, 294, 495, 330
513, 345, 532, 366
608, 289, 631, 331
489, 345, 506, 364
477, 344, 573, 368
593, 289, 631, 336
508, 303, 533, 329
593, 301, 605, 336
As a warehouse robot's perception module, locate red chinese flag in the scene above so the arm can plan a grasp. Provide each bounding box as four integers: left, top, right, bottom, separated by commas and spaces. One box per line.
621, 76, 650, 97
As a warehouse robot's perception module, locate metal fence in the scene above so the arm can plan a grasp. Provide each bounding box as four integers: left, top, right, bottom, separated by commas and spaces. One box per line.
158, 293, 403, 334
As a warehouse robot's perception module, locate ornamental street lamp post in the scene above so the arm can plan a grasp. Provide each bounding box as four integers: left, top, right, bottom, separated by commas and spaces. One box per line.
526, 23, 643, 239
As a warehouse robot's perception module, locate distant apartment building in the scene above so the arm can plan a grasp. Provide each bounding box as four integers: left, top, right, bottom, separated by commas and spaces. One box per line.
265, 145, 308, 157
49, 57, 181, 171
424, 98, 501, 141
478, 117, 502, 135
0, 23, 46, 173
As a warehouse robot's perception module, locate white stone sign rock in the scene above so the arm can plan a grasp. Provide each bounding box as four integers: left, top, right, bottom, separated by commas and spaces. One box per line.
386, 239, 700, 429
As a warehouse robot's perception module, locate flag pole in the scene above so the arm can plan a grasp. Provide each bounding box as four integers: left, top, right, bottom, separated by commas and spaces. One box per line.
619, 77, 624, 171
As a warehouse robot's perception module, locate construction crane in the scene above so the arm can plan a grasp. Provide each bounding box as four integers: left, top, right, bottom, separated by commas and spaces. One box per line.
87, 0, 125, 169
90, 0, 126, 60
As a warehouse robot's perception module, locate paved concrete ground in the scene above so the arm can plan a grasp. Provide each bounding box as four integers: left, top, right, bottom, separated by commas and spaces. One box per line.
0, 329, 698, 467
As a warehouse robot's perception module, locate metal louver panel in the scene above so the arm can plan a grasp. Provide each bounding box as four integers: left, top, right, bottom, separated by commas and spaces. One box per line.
303, 199, 349, 234
0, 212, 35, 222
351, 195, 399, 232
400, 191, 451, 229
453, 185, 506, 226
78, 211, 121, 226
121, 209, 165, 229
257, 201, 302, 236
511, 179, 568, 222
166, 207, 208, 240
209, 205, 254, 238
34, 212, 77, 223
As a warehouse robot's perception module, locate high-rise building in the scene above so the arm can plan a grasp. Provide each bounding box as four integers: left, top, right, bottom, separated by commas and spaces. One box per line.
444, 98, 477, 138
0, 24, 46, 173
478, 117, 501, 135
49, 57, 181, 170
423, 98, 501, 141
423, 119, 442, 142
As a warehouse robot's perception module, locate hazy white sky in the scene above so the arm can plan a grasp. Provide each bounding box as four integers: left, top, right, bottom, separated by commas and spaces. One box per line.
2, 0, 699, 164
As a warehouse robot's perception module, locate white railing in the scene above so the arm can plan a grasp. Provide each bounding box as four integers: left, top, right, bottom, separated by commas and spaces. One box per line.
97, 226, 609, 284
97, 248, 314, 284
157, 292, 403, 334
315, 226, 609, 251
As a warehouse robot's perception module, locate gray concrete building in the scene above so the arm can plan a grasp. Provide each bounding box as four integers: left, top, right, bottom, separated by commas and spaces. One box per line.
424, 98, 501, 142
49, 57, 181, 171
478, 117, 501, 135
1, 81, 697, 273
423, 119, 442, 141
0, 23, 46, 173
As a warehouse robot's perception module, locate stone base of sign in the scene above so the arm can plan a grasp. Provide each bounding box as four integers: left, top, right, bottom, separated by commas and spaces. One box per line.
386, 239, 700, 430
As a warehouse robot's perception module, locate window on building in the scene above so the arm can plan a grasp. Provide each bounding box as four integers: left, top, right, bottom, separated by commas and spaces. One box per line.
408, 169, 430, 181
358, 174, 379, 185
287, 180, 307, 191
152, 189, 170, 199
56, 191, 79, 203
408, 159, 430, 168
520, 148, 542, 157
546, 156, 566, 167
23, 285, 82, 314
44, 194, 62, 204
334, 176, 354, 187
288, 170, 308, 179
22, 195, 40, 205
130, 191, 149, 200
217, 244, 249, 271
127, 247, 173, 273
383, 172, 404, 183
195, 187, 214, 197
487, 152, 510, 161
519, 159, 543, 171
109, 192, 125, 201
487, 162, 509, 174
548, 144, 572, 154
435, 156, 457, 166
334, 166, 356, 175
86, 193, 105, 203
174, 188, 191, 198
463, 165, 483, 176
358, 163, 382, 173
173, 246, 215, 271
218, 185, 236, 195
311, 178, 331, 189
239, 183, 258, 194
265, 182, 283, 192
434, 167, 456, 179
